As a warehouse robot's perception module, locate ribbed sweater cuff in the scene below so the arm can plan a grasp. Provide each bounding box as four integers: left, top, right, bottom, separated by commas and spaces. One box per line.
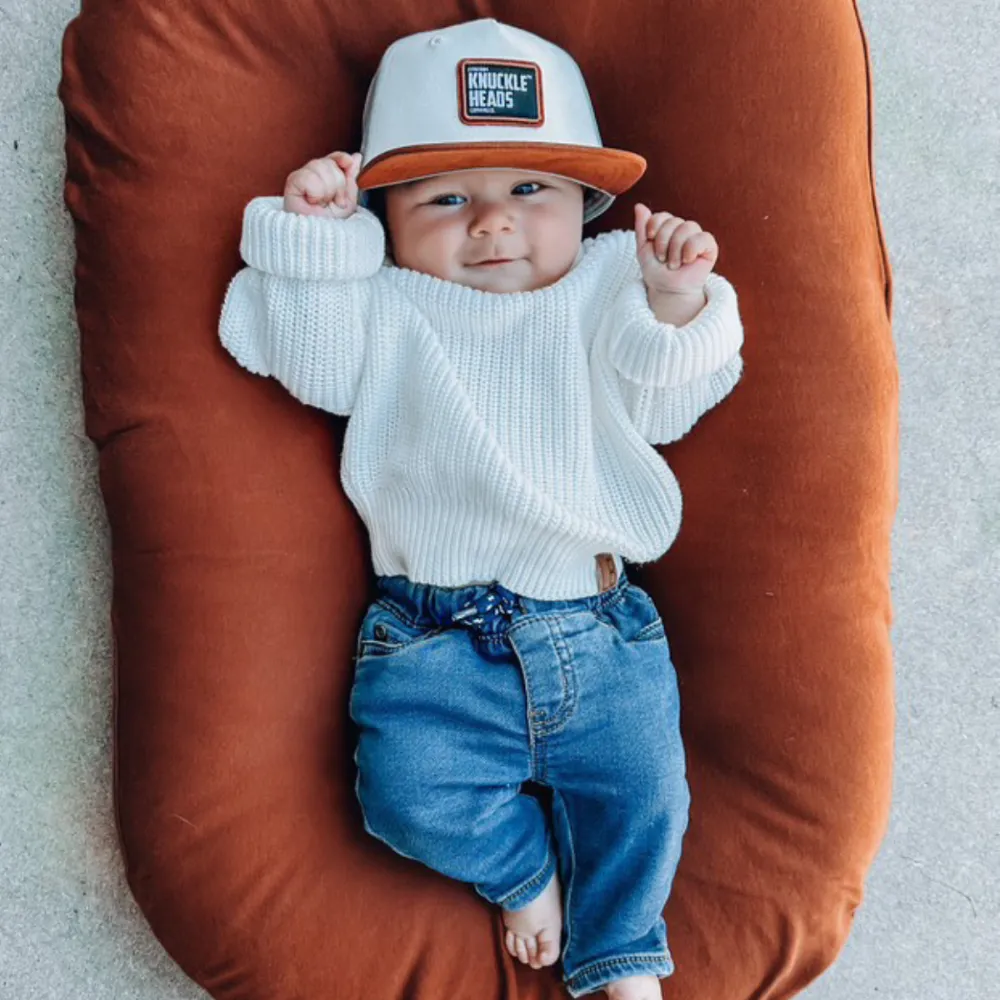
239, 196, 386, 281
608, 272, 744, 388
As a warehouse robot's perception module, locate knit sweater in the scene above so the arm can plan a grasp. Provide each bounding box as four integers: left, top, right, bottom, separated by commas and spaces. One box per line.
219, 197, 744, 599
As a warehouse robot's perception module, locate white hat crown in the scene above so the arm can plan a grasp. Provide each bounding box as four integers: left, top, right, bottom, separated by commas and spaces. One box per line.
358, 18, 645, 222
361, 18, 605, 162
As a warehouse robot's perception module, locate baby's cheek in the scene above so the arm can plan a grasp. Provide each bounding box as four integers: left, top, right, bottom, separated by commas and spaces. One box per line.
400, 228, 460, 281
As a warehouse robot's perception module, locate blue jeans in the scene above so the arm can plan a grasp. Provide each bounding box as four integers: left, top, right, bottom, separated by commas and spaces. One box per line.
348, 567, 690, 997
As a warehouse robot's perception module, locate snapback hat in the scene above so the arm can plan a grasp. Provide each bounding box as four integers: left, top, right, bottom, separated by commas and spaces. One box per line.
357, 18, 646, 223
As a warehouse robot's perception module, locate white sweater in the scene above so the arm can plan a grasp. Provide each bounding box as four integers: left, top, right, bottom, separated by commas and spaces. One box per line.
219, 197, 744, 599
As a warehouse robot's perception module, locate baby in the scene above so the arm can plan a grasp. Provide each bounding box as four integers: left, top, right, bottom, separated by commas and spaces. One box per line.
220, 17, 743, 1000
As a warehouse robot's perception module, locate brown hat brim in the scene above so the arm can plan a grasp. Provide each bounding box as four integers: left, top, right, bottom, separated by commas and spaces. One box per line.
357, 142, 646, 196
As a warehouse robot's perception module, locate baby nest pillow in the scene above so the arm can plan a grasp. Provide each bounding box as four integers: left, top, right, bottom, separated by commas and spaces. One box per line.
59, 1, 896, 997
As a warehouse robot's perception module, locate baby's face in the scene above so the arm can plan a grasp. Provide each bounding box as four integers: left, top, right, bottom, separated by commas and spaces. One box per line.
383, 169, 584, 293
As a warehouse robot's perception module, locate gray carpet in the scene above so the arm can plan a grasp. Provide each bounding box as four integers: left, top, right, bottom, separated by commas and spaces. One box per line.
1, 1, 996, 997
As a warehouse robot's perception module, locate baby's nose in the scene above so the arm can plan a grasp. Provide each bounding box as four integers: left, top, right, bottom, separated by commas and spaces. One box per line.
471, 202, 515, 234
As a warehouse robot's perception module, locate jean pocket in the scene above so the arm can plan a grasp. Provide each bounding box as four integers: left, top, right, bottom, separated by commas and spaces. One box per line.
355, 599, 445, 661
597, 582, 668, 646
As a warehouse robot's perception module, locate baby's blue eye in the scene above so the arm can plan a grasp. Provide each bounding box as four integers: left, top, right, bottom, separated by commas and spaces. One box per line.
513, 182, 543, 195
432, 194, 466, 206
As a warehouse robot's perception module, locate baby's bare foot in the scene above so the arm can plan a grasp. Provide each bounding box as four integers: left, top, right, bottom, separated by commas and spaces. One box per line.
502, 872, 562, 969
605, 974, 661, 1000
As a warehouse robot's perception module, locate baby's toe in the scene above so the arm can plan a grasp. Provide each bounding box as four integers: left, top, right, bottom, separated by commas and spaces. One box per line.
504, 929, 518, 959
525, 936, 541, 968
535, 930, 560, 967
515, 935, 531, 965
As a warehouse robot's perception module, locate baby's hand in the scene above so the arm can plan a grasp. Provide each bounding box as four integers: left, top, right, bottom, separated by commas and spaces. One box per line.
634, 203, 718, 295
283, 152, 362, 218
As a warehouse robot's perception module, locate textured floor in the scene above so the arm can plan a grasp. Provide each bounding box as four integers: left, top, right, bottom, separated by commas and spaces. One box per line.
0, 1, 996, 997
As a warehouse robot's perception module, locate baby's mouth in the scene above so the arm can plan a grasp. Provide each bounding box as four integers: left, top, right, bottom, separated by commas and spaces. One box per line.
469, 257, 520, 267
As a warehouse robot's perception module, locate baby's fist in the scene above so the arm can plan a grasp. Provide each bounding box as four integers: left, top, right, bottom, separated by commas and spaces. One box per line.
634, 203, 718, 295
283, 152, 362, 218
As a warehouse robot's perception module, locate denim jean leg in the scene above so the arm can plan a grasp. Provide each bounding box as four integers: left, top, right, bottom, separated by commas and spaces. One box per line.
351, 604, 557, 909
535, 589, 690, 997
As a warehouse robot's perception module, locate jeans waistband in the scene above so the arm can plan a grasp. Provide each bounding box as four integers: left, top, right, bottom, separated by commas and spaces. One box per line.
374, 567, 631, 632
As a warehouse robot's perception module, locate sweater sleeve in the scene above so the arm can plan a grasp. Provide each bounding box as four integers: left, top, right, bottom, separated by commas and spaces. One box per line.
618, 354, 744, 445
218, 196, 386, 416
606, 272, 744, 388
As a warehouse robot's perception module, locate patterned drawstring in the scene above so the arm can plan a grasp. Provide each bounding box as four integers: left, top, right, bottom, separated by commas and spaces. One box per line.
450, 588, 517, 628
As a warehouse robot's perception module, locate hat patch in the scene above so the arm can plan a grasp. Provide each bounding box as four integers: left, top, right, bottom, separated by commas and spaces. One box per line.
458, 59, 544, 127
